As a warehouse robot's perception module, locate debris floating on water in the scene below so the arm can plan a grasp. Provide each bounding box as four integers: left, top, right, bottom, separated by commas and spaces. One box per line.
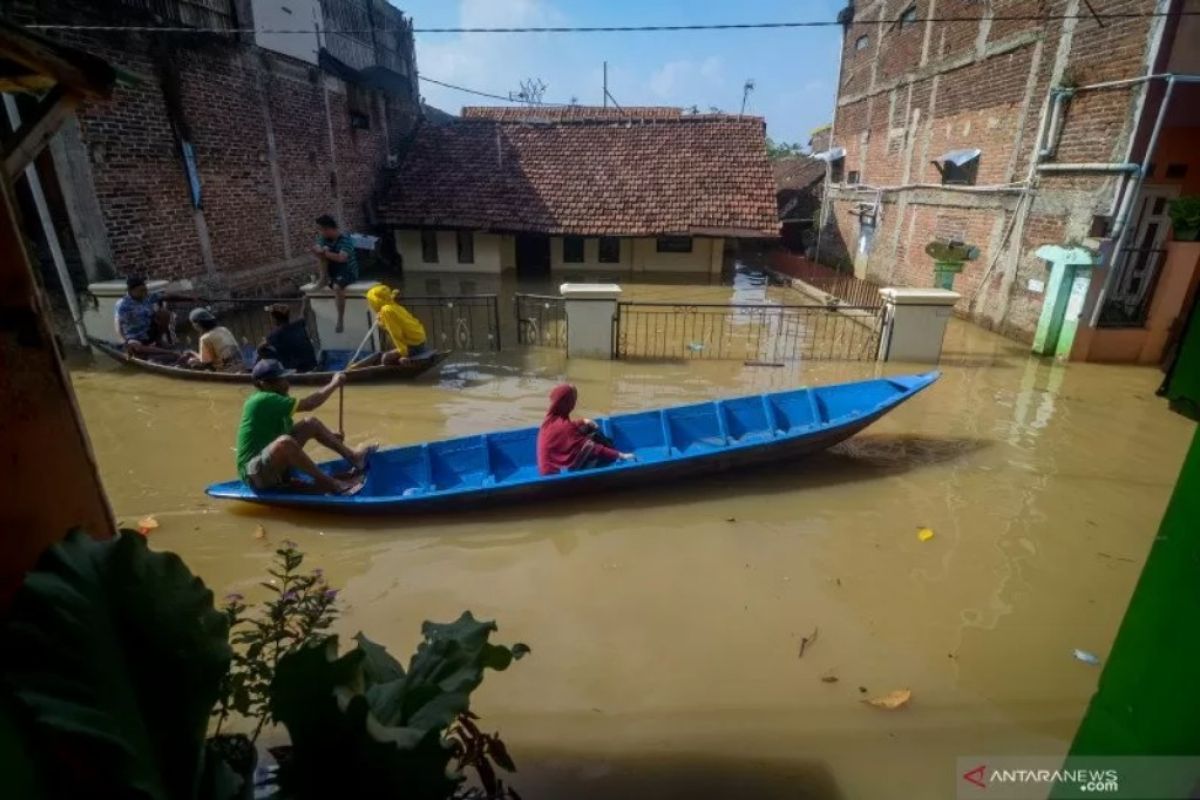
136, 515, 159, 536
1073, 648, 1102, 666
253, 524, 267, 541
820, 673, 839, 684
798, 626, 819, 658
864, 689, 912, 710
917, 527, 935, 542
686, 342, 704, 352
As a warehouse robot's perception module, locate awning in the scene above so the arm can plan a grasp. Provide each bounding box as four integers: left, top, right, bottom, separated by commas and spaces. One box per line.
812, 147, 846, 162
932, 148, 981, 167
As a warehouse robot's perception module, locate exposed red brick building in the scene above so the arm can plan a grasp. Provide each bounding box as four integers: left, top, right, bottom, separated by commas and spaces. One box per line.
378, 111, 779, 277
3, 0, 420, 294
820, 0, 1200, 352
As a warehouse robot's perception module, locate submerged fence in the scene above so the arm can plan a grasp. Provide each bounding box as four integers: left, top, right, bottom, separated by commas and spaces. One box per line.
189, 294, 500, 354
615, 302, 883, 362
514, 293, 568, 347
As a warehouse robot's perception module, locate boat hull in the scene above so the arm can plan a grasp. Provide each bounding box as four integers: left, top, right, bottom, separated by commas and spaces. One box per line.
89, 337, 445, 384
205, 372, 940, 515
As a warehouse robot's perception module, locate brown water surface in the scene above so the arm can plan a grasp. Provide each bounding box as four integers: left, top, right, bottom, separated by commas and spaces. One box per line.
70, 277, 1190, 799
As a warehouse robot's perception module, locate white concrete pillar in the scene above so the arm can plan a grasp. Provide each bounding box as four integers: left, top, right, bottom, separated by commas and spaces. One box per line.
302, 279, 379, 353
877, 287, 960, 363
560, 282, 621, 359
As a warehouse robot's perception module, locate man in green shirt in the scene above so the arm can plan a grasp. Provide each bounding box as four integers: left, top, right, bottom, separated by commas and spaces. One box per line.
236, 359, 370, 494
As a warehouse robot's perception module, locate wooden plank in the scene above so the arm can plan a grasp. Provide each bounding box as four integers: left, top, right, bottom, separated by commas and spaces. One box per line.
3, 87, 76, 181
0, 19, 115, 99
0, 163, 115, 606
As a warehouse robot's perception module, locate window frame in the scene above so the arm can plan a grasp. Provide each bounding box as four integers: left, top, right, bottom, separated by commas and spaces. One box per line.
847, 170, 861, 185
420, 230, 439, 263
655, 235, 694, 254
598, 236, 621, 264
455, 230, 474, 264
562, 235, 585, 263
830, 157, 845, 184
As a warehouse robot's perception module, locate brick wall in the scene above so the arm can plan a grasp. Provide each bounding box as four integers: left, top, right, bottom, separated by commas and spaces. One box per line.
8, 0, 419, 293
824, 0, 1164, 342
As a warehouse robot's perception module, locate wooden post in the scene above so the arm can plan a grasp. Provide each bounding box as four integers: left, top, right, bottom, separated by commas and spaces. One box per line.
0, 158, 114, 605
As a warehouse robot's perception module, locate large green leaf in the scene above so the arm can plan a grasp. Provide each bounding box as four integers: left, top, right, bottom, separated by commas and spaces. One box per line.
2, 530, 232, 799
270, 637, 457, 800
366, 612, 530, 732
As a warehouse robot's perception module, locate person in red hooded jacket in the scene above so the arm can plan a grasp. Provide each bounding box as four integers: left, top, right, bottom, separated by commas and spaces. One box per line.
537, 384, 634, 476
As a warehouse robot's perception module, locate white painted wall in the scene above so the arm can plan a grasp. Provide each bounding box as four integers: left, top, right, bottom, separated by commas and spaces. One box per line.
396, 230, 725, 275
395, 230, 511, 274
631, 237, 721, 275
252, 0, 322, 65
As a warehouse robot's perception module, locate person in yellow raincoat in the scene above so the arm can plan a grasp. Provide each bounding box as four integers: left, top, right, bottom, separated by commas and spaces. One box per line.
356, 285, 431, 367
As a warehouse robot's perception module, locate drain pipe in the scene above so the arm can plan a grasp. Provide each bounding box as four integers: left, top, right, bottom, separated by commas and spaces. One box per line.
1038, 89, 1074, 159
1088, 75, 1178, 326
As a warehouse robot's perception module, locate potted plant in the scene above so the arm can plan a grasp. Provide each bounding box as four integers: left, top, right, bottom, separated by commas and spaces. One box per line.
1169, 196, 1200, 242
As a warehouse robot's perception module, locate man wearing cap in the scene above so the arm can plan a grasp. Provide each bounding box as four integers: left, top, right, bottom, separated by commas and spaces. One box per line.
115, 276, 200, 359
236, 360, 370, 495
309, 215, 358, 334
262, 303, 318, 372
181, 307, 244, 372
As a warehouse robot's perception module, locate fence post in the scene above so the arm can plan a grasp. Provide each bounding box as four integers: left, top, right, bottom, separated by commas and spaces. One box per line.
877, 287, 960, 362
560, 282, 622, 359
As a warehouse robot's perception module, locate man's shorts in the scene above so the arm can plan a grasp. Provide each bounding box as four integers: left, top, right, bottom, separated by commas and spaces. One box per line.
408, 341, 431, 358
326, 265, 358, 289
245, 446, 288, 491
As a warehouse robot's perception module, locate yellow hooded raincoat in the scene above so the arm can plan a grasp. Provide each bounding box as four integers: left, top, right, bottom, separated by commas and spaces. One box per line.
366, 285, 427, 356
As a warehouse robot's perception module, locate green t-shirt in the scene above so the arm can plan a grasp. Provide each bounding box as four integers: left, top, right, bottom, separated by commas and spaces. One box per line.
235, 391, 298, 479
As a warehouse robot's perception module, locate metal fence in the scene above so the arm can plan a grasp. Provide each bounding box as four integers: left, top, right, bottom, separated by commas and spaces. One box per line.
404, 295, 501, 352
615, 302, 883, 362
176, 294, 500, 354
515, 293, 567, 347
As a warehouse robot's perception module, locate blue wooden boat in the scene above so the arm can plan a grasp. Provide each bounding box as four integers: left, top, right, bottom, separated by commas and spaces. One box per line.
205, 371, 939, 513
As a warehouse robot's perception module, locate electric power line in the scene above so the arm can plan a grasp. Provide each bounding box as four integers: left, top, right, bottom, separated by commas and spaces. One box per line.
20, 10, 1199, 36
418, 74, 565, 106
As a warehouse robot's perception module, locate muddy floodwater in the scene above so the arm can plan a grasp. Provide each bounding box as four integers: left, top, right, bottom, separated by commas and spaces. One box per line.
71, 276, 1191, 799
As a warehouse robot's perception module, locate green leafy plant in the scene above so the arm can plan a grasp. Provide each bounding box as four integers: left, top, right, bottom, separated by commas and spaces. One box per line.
1168, 196, 1200, 241
269, 615, 529, 800
2, 530, 240, 800
213, 540, 337, 741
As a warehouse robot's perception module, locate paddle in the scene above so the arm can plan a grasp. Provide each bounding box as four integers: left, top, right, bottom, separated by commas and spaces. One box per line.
338, 318, 381, 437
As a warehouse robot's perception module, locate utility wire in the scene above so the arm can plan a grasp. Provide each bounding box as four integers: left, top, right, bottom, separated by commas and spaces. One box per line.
418, 75, 568, 106
21, 11, 1199, 35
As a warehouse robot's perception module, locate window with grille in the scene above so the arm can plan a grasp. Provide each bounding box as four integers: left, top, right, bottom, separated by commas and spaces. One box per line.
420, 230, 439, 263
563, 236, 585, 263
598, 237, 620, 263
456, 230, 474, 264
656, 236, 693, 253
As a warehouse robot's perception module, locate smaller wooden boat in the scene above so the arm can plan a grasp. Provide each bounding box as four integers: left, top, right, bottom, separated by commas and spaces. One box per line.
89, 337, 445, 385
206, 371, 940, 513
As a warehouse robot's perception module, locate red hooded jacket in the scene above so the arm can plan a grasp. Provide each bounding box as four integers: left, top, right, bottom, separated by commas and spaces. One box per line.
536, 384, 621, 476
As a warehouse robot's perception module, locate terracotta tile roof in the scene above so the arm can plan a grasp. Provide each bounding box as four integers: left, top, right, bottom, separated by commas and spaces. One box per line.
772, 156, 826, 191
461, 105, 685, 121
379, 115, 780, 237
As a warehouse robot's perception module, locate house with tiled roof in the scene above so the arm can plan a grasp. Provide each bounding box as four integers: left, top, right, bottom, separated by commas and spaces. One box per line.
377, 108, 779, 277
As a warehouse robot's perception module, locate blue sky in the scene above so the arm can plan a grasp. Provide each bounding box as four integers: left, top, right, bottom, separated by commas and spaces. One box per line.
395, 0, 846, 147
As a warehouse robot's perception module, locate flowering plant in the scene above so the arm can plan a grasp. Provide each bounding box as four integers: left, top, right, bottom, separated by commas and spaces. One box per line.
212, 540, 338, 740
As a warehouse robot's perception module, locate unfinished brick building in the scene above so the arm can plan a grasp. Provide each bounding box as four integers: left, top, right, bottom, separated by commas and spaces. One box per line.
819, 0, 1200, 357
2, 0, 420, 294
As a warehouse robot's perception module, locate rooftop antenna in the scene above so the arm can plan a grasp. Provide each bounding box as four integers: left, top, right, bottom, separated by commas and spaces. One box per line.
603, 61, 607, 108
740, 79, 756, 117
